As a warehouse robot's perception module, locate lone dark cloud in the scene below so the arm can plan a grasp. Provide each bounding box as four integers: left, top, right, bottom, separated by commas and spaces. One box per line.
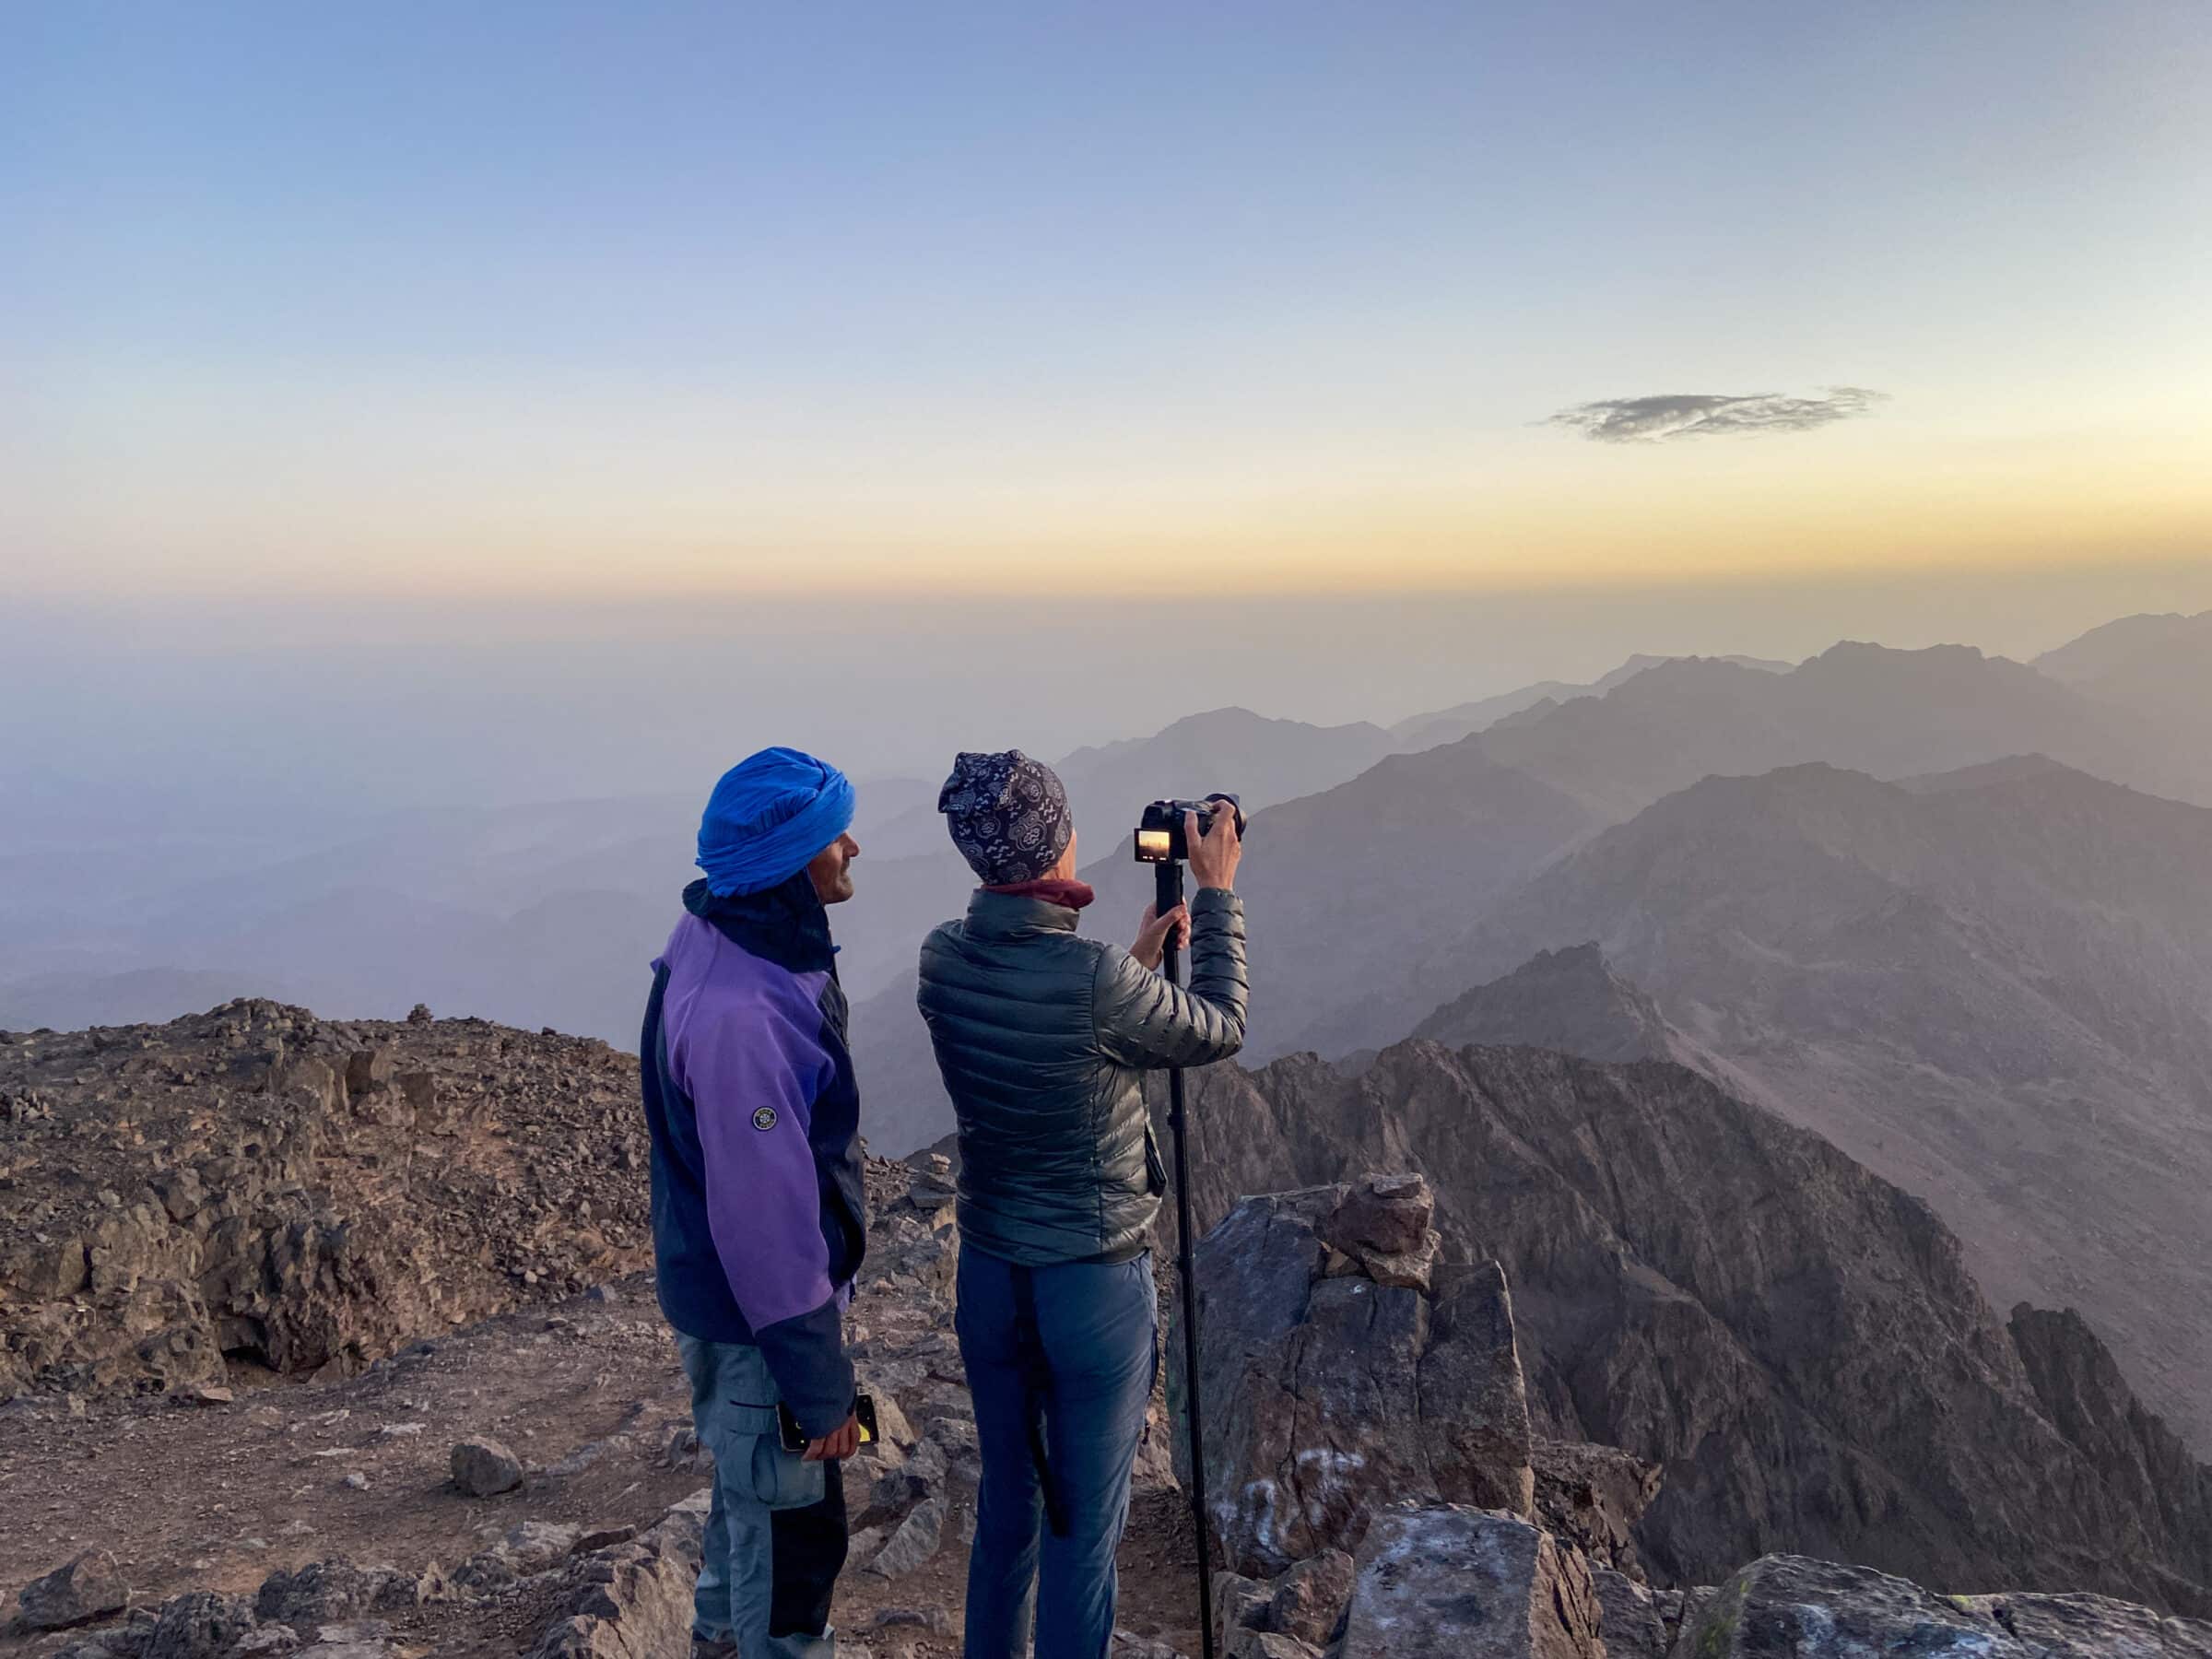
1548, 386, 1886, 442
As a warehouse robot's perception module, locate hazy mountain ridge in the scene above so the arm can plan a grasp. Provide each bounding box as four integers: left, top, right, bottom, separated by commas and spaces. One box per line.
11, 615, 2194, 1045
1386, 758, 2212, 1447
2035, 608, 2212, 730
1469, 639, 2206, 822
1386, 652, 1794, 752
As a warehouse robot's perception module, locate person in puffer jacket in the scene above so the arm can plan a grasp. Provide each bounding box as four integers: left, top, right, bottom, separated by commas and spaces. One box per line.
640, 747, 868, 1659
917, 749, 1247, 1659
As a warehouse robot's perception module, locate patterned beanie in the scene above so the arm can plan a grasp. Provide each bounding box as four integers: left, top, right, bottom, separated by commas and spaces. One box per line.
938, 750, 1075, 885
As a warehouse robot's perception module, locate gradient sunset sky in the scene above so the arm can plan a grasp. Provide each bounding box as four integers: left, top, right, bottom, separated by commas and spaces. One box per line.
8, 0, 2209, 607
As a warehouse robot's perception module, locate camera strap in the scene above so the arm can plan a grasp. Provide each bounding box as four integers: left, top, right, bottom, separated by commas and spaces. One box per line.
1009, 1264, 1070, 1538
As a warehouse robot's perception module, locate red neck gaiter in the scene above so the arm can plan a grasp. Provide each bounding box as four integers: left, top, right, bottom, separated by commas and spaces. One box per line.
983, 878, 1097, 912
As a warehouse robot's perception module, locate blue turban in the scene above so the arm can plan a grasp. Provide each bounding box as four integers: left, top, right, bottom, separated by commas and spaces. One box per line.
697, 747, 855, 898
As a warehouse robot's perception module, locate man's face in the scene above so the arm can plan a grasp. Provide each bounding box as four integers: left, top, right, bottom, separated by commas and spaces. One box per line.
807, 832, 860, 905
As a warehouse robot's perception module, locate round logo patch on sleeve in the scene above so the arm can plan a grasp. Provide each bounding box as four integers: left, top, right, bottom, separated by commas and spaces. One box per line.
751, 1106, 779, 1132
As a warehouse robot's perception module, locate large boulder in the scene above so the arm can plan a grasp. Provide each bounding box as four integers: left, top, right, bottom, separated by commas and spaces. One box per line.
1674, 1557, 2212, 1658
14, 1550, 130, 1632
1337, 1503, 1602, 1659
451, 1437, 524, 1496
1683, 1557, 2006, 1657
142, 1591, 260, 1659
1531, 1439, 1660, 1579
525, 1539, 696, 1659
1961, 1591, 2212, 1659
1171, 1177, 1535, 1575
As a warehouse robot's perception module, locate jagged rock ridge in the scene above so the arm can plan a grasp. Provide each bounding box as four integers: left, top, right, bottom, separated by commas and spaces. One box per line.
1158, 1039, 2212, 1613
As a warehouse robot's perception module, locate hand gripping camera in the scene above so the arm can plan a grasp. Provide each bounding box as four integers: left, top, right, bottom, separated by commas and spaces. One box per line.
1131, 793, 1246, 865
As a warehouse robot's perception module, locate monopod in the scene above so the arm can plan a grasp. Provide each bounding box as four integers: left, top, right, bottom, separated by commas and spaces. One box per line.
1155, 849, 1218, 1659
1135, 791, 1242, 1659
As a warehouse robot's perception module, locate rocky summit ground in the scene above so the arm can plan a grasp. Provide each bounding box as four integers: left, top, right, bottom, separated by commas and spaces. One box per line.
0, 1003, 1204, 1656
11, 1002, 2212, 1658
0, 1000, 653, 1401
0, 1143, 1204, 1658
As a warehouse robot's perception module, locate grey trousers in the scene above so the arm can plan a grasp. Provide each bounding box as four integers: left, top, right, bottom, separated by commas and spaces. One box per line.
677, 1333, 847, 1656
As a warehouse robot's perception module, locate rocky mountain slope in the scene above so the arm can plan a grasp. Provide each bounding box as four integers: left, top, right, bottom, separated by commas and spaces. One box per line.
0, 1001, 653, 1402
1408, 944, 1686, 1065
1157, 1038, 2212, 1610
1468, 640, 2206, 822
1402, 758, 2212, 1449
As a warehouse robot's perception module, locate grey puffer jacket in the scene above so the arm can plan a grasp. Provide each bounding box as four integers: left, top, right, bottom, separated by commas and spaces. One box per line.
916, 886, 1248, 1265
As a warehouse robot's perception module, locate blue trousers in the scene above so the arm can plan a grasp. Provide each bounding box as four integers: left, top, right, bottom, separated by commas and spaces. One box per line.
677, 1333, 847, 1656
956, 1248, 1159, 1659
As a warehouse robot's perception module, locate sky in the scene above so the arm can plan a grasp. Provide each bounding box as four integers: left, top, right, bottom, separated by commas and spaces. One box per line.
3, 1, 2209, 806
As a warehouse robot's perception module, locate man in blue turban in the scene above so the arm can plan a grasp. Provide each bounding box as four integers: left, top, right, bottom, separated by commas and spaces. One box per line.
640, 747, 867, 1658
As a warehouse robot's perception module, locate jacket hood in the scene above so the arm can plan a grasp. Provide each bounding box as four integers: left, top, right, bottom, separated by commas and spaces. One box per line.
683, 872, 836, 974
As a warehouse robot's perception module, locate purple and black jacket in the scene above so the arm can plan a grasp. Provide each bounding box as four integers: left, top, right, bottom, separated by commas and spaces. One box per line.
640, 873, 868, 1440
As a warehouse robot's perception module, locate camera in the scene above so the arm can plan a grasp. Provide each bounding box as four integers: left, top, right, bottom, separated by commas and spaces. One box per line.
1132, 794, 1246, 864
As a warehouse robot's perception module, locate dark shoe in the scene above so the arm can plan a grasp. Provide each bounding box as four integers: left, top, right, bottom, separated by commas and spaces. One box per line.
691, 1636, 738, 1659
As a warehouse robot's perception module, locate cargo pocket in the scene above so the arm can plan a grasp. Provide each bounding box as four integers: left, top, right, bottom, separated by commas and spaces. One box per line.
1143, 1125, 1169, 1196
703, 1401, 827, 1513
748, 1431, 828, 1511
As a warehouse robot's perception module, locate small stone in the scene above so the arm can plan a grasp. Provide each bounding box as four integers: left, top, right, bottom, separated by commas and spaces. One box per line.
571, 1524, 638, 1554
342, 1472, 369, 1491
1213, 1571, 1271, 1654
871, 1606, 954, 1635
451, 1437, 524, 1497
314, 1620, 392, 1645
1270, 1548, 1356, 1646
1329, 1172, 1434, 1256
865, 1499, 945, 1579
496, 1522, 581, 1572
175, 1383, 235, 1407
1358, 1232, 1441, 1294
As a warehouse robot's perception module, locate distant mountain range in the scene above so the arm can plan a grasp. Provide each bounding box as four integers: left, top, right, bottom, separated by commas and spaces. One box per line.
0, 647, 1801, 1035
12, 607, 2211, 1454
849, 614, 2212, 1456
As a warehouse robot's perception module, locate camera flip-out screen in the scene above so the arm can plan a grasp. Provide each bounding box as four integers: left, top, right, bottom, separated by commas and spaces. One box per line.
1134, 828, 1174, 863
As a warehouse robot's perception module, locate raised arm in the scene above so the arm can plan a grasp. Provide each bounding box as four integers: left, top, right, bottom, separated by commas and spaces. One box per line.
1095, 886, 1248, 1068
